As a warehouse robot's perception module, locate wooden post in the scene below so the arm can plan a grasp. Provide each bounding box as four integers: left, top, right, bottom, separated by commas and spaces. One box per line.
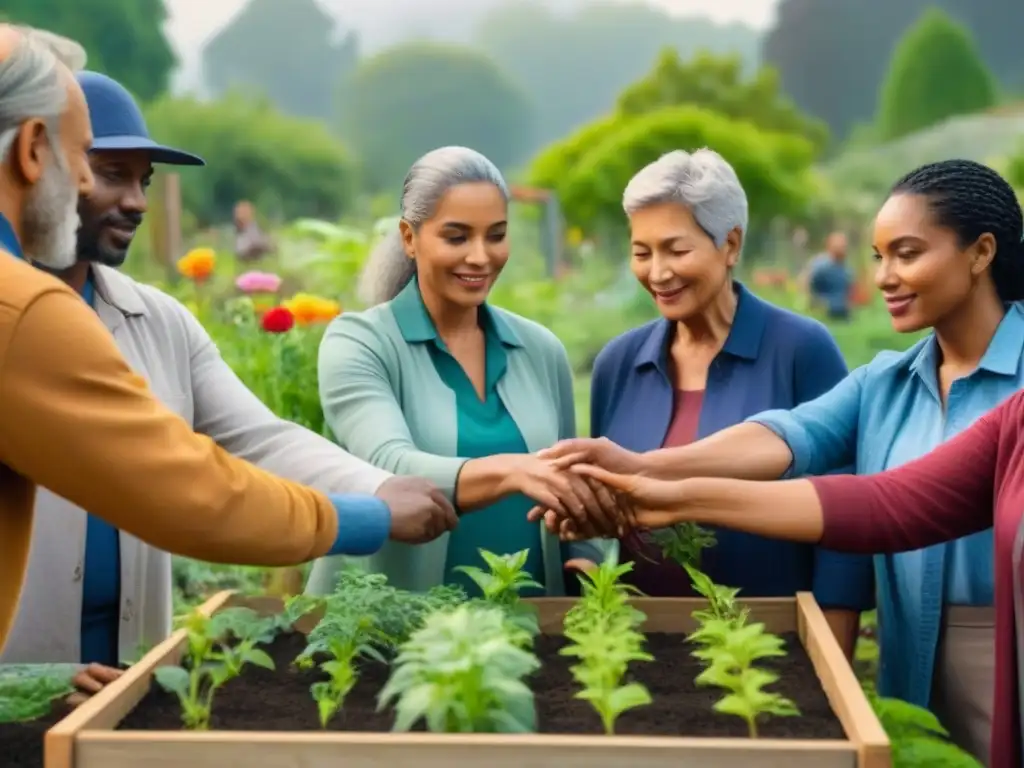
149, 173, 183, 284
163, 173, 182, 282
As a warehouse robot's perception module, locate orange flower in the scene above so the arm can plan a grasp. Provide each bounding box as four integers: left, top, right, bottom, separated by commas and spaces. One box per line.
177, 248, 216, 283
282, 293, 342, 325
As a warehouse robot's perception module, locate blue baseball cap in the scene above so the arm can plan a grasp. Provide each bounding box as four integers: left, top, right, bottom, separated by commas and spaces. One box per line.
77, 71, 205, 166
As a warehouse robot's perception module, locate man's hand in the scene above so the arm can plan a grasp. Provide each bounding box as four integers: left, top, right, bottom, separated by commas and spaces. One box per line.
375, 476, 458, 544
537, 437, 646, 474
66, 663, 123, 707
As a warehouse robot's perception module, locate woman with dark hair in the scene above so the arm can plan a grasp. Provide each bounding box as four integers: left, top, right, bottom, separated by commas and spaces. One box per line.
540, 159, 1024, 762
307, 146, 616, 599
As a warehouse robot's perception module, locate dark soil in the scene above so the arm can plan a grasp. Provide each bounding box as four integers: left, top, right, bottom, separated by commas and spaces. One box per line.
1, 702, 72, 768
1, 630, 844, 767
117, 631, 844, 739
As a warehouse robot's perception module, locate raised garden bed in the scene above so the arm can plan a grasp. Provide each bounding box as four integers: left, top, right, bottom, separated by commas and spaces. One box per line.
40, 588, 888, 768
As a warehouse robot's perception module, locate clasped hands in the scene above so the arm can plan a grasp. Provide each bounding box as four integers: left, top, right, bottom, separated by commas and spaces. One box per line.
524, 437, 683, 541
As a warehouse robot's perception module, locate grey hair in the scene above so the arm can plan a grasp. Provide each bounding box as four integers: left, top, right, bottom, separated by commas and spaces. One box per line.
0, 26, 87, 162
622, 149, 749, 255
358, 146, 510, 306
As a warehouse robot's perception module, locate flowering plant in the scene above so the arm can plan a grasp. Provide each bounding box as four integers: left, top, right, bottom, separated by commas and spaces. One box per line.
176, 248, 216, 283
260, 306, 295, 334
236, 271, 282, 294
282, 292, 341, 325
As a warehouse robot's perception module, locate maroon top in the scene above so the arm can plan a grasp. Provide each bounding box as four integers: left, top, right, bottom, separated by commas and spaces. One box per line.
621, 390, 704, 596
811, 389, 1024, 768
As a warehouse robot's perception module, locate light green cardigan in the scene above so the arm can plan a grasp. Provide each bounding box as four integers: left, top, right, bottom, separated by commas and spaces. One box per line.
305, 282, 616, 596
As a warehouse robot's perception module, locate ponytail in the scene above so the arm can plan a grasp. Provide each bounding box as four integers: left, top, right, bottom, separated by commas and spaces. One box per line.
357, 228, 416, 307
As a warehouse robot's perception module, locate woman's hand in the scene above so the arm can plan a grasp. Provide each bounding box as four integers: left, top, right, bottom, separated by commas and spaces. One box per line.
538, 464, 693, 540
537, 437, 646, 474
516, 459, 624, 538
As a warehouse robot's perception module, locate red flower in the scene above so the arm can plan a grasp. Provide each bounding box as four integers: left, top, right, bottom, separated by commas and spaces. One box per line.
261, 306, 294, 333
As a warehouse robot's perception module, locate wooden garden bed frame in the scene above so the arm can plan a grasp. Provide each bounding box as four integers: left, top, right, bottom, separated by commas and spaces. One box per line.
44, 591, 890, 768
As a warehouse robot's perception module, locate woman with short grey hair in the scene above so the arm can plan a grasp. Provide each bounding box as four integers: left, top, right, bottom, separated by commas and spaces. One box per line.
308, 146, 616, 598
540, 149, 872, 655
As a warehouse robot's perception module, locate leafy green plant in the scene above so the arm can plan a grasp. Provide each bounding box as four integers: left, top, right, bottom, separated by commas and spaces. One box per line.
305, 568, 465, 656
309, 616, 386, 728
561, 612, 652, 734
0, 664, 77, 723
649, 522, 717, 569
455, 548, 541, 606
689, 618, 798, 737
870, 695, 983, 767
154, 607, 279, 730
561, 557, 652, 733
378, 603, 540, 733
685, 563, 748, 626
564, 558, 645, 633
457, 548, 542, 644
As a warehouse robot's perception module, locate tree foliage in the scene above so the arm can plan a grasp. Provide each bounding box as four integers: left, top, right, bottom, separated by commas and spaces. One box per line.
201, 0, 358, 123
145, 95, 357, 227
339, 42, 535, 193
615, 49, 829, 154
762, 0, 1024, 142
1, 0, 174, 100
534, 107, 815, 233
877, 9, 997, 141
474, 0, 760, 150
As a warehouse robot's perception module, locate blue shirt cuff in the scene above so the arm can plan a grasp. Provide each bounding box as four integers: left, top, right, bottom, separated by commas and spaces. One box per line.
325, 494, 391, 556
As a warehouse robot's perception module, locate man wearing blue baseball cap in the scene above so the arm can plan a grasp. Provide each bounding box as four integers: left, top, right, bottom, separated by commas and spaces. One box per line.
4, 72, 456, 691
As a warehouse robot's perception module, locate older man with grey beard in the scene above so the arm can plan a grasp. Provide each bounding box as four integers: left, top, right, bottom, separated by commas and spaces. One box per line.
0, 25, 457, 705
4, 70, 452, 688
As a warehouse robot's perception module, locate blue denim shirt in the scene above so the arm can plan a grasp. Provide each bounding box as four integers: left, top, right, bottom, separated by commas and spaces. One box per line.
590, 282, 874, 610
750, 304, 1024, 707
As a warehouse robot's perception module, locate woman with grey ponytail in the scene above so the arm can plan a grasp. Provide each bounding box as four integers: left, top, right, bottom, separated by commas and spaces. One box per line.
309, 146, 617, 598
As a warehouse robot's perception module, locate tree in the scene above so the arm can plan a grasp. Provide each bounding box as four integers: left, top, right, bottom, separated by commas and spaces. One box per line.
2, 0, 175, 99
616, 49, 829, 154
877, 9, 997, 141
474, 0, 761, 150
533, 107, 816, 234
144, 94, 357, 227
339, 42, 536, 193
202, 0, 358, 122
762, 0, 1024, 142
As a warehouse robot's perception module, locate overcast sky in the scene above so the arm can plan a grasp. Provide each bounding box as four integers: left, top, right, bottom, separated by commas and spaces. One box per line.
165, 0, 776, 52
164, 0, 777, 92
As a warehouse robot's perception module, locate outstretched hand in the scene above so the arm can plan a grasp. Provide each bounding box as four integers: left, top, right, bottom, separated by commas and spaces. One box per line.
536, 437, 645, 474
529, 464, 691, 540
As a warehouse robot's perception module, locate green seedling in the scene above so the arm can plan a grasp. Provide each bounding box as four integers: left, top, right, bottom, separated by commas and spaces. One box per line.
560, 555, 652, 733
154, 607, 278, 730
561, 612, 652, 734
564, 558, 644, 633
378, 603, 539, 733
0, 664, 77, 723
456, 548, 541, 644
692, 619, 798, 737
685, 563, 748, 625
309, 617, 385, 727
650, 522, 717, 569
455, 548, 541, 606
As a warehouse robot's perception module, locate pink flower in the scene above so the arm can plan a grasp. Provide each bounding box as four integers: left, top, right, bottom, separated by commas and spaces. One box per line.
235, 270, 282, 294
